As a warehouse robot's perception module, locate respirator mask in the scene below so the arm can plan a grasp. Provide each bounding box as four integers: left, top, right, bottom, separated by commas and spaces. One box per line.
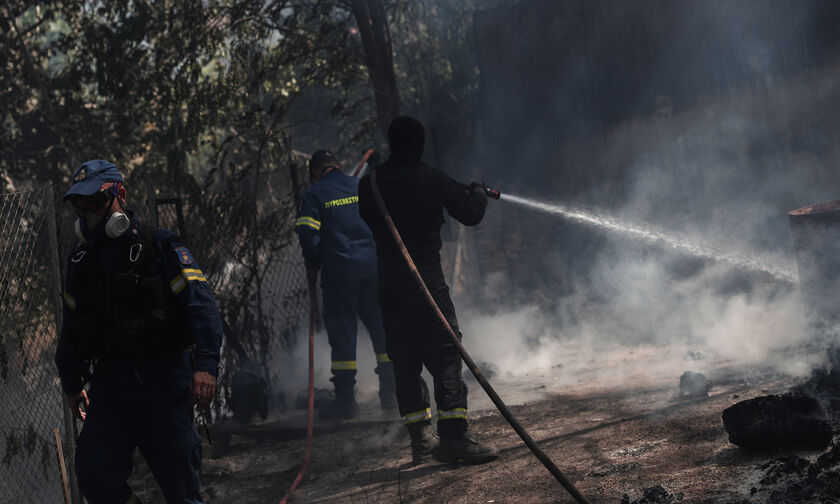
72, 184, 131, 242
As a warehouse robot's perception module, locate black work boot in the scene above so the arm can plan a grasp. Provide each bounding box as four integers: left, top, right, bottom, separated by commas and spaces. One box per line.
318, 382, 359, 420
435, 432, 498, 464
407, 423, 439, 464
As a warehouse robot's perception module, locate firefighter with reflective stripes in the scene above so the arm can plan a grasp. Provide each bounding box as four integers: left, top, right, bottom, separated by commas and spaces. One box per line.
54, 160, 223, 504
358, 117, 498, 464
295, 150, 396, 419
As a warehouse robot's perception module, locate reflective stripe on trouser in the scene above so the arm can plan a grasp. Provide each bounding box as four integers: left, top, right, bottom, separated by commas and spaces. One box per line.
331, 360, 357, 371
322, 277, 389, 386
437, 408, 467, 420
379, 284, 469, 438
404, 408, 432, 425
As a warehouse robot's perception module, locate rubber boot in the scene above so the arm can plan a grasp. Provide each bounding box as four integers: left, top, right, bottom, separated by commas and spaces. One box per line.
377, 363, 398, 410
318, 381, 359, 420
434, 432, 498, 464
407, 423, 438, 464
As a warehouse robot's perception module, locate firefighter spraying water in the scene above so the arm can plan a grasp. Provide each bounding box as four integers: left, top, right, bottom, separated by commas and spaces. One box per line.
358, 117, 499, 465
358, 116, 591, 503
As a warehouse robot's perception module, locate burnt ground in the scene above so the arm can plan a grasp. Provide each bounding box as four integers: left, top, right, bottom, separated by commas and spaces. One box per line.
128, 344, 829, 504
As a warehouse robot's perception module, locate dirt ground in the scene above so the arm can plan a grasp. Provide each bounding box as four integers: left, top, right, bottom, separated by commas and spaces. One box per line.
130, 343, 822, 503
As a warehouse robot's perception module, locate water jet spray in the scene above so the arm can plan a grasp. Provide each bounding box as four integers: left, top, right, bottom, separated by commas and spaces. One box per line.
457, 183, 793, 282
499, 193, 796, 284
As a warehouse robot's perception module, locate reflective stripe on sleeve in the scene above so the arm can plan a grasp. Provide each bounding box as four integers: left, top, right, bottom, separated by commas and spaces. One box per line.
181, 268, 207, 282
295, 216, 321, 231
376, 353, 391, 364
437, 408, 467, 420
63, 292, 76, 310
170, 268, 207, 294
331, 360, 357, 371
404, 408, 432, 425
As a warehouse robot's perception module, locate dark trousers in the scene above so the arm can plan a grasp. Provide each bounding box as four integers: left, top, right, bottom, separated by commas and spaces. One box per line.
379, 282, 468, 438
75, 389, 202, 504
322, 276, 392, 387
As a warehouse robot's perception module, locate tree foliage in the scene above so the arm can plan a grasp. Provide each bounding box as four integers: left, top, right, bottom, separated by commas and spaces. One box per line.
1, 0, 508, 188
0, 0, 514, 408
1, 1, 371, 192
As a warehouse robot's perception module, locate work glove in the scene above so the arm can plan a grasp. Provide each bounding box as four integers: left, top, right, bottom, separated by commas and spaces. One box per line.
469, 181, 489, 202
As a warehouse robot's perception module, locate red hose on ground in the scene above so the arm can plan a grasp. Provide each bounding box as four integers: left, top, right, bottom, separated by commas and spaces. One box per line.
368, 169, 592, 504
278, 270, 317, 504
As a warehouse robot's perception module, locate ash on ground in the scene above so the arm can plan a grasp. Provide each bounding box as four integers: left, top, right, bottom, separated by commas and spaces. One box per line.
679, 370, 712, 398
620, 484, 684, 504
744, 448, 840, 503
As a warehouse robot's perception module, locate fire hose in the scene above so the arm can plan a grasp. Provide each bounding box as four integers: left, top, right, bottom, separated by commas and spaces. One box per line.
278, 269, 317, 504
352, 148, 376, 177
369, 169, 592, 504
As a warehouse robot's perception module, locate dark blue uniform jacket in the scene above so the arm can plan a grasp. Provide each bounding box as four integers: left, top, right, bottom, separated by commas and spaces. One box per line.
54, 213, 223, 404
295, 169, 377, 284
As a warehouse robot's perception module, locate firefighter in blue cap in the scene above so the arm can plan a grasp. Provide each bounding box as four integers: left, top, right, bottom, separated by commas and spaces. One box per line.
54, 160, 223, 503
295, 150, 396, 419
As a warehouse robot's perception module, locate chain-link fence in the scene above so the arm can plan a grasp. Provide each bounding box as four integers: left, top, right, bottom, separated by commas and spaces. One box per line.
0, 184, 70, 503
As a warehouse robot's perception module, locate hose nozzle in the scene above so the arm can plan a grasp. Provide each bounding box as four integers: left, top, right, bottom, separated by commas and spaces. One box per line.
477, 182, 501, 200
459, 181, 501, 200
462, 182, 501, 200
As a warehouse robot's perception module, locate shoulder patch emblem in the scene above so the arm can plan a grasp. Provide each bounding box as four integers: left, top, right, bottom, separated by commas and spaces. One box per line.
174, 246, 194, 265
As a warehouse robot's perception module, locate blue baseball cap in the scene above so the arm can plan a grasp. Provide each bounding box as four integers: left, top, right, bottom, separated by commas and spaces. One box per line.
63, 160, 124, 201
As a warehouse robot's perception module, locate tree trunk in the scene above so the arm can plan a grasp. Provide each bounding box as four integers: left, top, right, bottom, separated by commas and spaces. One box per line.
350, 0, 400, 136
